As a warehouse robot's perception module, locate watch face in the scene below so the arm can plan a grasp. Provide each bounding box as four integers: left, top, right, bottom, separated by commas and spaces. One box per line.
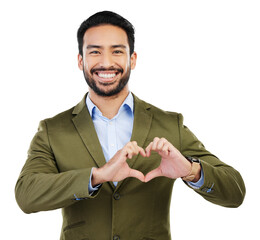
185, 156, 200, 163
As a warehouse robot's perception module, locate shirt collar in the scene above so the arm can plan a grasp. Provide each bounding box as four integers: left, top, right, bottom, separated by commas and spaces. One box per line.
86, 92, 134, 118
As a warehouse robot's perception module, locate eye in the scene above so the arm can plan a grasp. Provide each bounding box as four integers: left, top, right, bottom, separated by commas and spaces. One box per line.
113, 50, 124, 54
89, 50, 100, 55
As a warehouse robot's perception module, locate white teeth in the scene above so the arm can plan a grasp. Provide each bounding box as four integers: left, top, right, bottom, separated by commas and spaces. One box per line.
98, 73, 116, 79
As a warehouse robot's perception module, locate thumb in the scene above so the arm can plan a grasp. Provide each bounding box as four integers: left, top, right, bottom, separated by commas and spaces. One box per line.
129, 169, 145, 182
145, 167, 162, 182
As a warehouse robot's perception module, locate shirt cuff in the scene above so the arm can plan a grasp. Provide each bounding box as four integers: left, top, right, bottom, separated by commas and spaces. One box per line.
88, 167, 102, 195
186, 165, 204, 189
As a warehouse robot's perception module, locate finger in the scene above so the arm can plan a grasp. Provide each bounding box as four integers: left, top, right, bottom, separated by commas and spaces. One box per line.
128, 147, 146, 159
124, 142, 136, 159
125, 142, 144, 159
127, 152, 133, 159
132, 141, 142, 155
145, 167, 162, 182
156, 138, 168, 151
138, 146, 146, 157
151, 137, 160, 150
168, 143, 175, 152
129, 169, 145, 182
123, 147, 132, 159
145, 137, 160, 156
145, 142, 153, 157
161, 143, 170, 155
128, 141, 140, 155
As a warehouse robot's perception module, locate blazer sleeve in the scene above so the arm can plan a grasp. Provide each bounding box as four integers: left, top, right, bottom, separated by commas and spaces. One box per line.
15, 120, 102, 214
178, 114, 246, 207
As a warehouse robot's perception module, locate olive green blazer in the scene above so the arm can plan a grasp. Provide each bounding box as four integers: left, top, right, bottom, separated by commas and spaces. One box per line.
15, 93, 245, 240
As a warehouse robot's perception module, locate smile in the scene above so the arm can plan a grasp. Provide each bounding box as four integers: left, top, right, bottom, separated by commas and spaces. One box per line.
97, 72, 116, 79
93, 70, 122, 83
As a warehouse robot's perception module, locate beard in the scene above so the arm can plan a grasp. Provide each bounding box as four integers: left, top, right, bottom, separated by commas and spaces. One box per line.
83, 66, 131, 97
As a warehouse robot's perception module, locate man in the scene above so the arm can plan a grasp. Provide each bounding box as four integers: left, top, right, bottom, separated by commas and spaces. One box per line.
15, 11, 246, 240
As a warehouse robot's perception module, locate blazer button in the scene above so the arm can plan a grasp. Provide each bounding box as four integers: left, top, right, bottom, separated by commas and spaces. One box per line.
114, 193, 121, 200
113, 235, 120, 240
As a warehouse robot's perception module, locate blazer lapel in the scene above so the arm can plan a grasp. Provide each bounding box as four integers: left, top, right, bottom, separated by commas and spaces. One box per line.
115, 93, 153, 191
72, 94, 107, 169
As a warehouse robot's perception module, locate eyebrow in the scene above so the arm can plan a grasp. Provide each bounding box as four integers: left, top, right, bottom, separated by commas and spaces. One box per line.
111, 44, 127, 49
86, 44, 127, 49
86, 45, 102, 49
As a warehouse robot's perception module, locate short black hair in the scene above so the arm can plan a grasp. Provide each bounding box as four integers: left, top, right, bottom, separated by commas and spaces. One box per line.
77, 11, 135, 56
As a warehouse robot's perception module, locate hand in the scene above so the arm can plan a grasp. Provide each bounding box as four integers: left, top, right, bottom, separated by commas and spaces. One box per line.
144, 137, 192, 182
92, 141, 146, 186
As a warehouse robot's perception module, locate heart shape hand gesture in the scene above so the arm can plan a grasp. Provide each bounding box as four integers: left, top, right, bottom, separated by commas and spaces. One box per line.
91, 137, 196, 186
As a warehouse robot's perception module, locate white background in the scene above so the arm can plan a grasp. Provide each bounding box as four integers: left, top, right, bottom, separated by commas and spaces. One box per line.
1, 0, 259, 239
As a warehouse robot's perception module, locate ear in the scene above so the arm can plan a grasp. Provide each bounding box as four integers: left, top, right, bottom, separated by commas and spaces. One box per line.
130, 51, 137, 70
77, 54, 83, 70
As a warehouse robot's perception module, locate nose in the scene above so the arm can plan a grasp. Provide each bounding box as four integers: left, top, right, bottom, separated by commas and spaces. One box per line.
100, 52, 114, 68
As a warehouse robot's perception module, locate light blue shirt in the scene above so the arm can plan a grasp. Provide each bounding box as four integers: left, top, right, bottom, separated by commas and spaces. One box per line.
87, 92, 134, 191
86, 92, 204, 194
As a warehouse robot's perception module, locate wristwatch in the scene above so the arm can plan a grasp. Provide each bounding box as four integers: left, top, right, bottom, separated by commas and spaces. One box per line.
185, 156, 200, 164
181, 156, 201, 182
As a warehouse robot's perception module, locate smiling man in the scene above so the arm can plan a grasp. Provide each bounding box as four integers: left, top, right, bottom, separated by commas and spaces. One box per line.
80, 25, 134, 98
15, 11, 246, 240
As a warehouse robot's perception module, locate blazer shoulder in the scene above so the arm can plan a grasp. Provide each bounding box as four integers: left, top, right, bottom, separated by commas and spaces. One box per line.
151, 105, 183, 128
134, 94, 181, 120
43, 106, 74, 125
42, 94, 87, 128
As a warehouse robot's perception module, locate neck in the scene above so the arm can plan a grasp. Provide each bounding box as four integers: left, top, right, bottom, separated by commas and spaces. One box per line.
88, 87, 130, 119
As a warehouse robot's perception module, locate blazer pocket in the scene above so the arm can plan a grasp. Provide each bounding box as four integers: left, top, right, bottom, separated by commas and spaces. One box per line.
63, 220, 85, 232
63, 220, 88, 240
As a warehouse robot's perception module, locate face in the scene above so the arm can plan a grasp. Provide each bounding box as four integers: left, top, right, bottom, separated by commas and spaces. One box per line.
78, 24, 137, 97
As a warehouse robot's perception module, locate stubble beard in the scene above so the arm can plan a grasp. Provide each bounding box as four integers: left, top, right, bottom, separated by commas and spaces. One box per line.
83, 67, 131, 97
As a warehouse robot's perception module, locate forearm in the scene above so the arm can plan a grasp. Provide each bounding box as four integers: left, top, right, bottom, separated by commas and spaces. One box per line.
191, 158, 245, 207
15, 168, 93, 214
178, 113, 245, 207
181, 155, 245, 207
